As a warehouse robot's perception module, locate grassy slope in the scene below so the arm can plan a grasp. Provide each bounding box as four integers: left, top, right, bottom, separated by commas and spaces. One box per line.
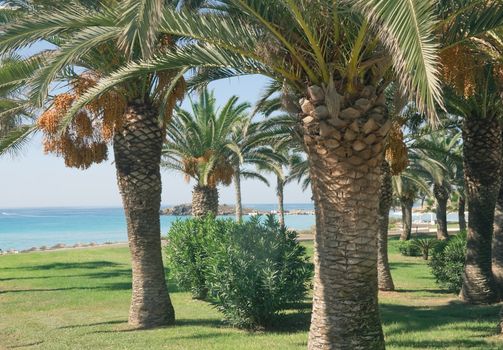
0, 239, 501, 350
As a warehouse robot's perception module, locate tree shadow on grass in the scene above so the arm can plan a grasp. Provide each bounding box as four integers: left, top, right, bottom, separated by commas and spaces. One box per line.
381, 301, 501, 348
388, 338, 500, 349
265, 311, 311, 333
394, 288, 453, 295
0, 269, 132, 282
58, 320, 126, 329
0, 282, 131, 294
1, 261, 124, 271
7, 340, 44, 348
90, 318, 225, 334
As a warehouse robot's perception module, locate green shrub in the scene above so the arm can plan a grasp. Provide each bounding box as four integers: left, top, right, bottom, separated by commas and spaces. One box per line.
164, 215, 231, 299
205, 215, 312, 329
428, 232, 467, 293
398, 239, 422, 257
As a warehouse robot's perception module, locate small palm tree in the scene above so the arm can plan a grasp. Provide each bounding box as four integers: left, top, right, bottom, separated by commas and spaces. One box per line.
227, 118, 272, 222
412, 238, 438, 260
413, 132, 463, 240
163, 89, 248, 217
253, 145, 305, 227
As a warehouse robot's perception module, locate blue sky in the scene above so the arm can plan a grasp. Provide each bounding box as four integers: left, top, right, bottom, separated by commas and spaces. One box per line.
0, 71, 312, 208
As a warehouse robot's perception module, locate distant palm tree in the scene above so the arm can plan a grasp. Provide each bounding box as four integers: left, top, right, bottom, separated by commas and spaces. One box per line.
377, 160, 394, 291
227, 118, 272, 222
163, 89, 248, 217
414, 132, 463, 240
254, 145, 305, 227
392, 140, 439, 241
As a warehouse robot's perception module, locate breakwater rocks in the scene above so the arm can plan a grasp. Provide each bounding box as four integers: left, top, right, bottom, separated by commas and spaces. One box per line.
161, 204, 252, 216
160, 204, 315, 216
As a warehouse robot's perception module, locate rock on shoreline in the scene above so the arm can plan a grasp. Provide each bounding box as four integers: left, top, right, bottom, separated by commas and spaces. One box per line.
160, 204, 315, 216
160, 204, 254, 216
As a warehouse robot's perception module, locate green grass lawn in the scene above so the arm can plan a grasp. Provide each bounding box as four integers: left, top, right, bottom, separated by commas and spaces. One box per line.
1, 239, 501, 350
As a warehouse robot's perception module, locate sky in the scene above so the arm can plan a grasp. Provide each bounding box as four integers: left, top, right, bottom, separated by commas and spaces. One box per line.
0, 74, 313, 208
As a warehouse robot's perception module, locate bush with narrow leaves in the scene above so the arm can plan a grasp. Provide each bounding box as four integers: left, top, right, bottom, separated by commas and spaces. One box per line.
205, 215, 312, 329
428, 231, 466, 293
164, 215, 230, 299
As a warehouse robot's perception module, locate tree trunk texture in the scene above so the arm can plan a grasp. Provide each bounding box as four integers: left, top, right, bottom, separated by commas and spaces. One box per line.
233, 166, 243, 222
192, 185, 219, 217
493, 174, 503, 298
113, 101, 175, 328
378, 161, 395, 291
277, 178, 285, 227
434, 183, 450, 240
400, 198, 413, 241
460, 115, 502, 304
302, 83, 386, 349
459, 194, 467, 232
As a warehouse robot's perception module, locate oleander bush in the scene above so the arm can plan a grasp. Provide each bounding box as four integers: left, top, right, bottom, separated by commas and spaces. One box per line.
165, 215, 312, 329
164, 215, 231, 299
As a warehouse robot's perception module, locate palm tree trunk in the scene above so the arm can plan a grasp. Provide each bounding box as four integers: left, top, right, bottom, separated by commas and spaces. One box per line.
192, 185, 219, 217
434, 183, 450, 240
400, 198, 413, 241
459, 194, 467, 232
460, 115, 502, 304
302, 84, 385, 349
233, 166, 243, 222
493, 176, 503, 298
276, 177, 285, 227
378, 160, 395, 291
113, 101, 175, 328
499, 305, 503, 333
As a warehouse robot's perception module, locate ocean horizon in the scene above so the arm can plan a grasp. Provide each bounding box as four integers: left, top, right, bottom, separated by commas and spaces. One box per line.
0, 204, 460, 251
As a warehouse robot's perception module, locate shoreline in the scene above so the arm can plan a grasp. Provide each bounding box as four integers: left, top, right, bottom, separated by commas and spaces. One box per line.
0, 232, 319, 255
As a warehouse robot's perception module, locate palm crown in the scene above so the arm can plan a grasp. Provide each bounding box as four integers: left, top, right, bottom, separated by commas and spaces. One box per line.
163, 88, 249, 188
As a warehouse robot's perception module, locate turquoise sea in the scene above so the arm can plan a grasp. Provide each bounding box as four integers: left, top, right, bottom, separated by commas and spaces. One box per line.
0, 204, 461, 251
0, 204, 316, 251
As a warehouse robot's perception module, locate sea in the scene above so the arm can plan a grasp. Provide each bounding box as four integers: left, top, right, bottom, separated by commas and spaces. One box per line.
0, 204, 460, 251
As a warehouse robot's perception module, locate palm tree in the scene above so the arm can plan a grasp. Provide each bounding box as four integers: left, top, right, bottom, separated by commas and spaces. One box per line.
60, 1, 503, 347
227, 118, 272, 222
0, 0, 194, 327
253, 145, 305, 227
377, 160, 394, 291
444, 65, 503, 304
413, 132, 463, 240
163, 88, 248, 217
479, 30, 503, 300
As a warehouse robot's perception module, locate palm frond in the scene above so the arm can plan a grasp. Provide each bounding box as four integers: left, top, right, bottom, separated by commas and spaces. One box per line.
354, 0, 443, 120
